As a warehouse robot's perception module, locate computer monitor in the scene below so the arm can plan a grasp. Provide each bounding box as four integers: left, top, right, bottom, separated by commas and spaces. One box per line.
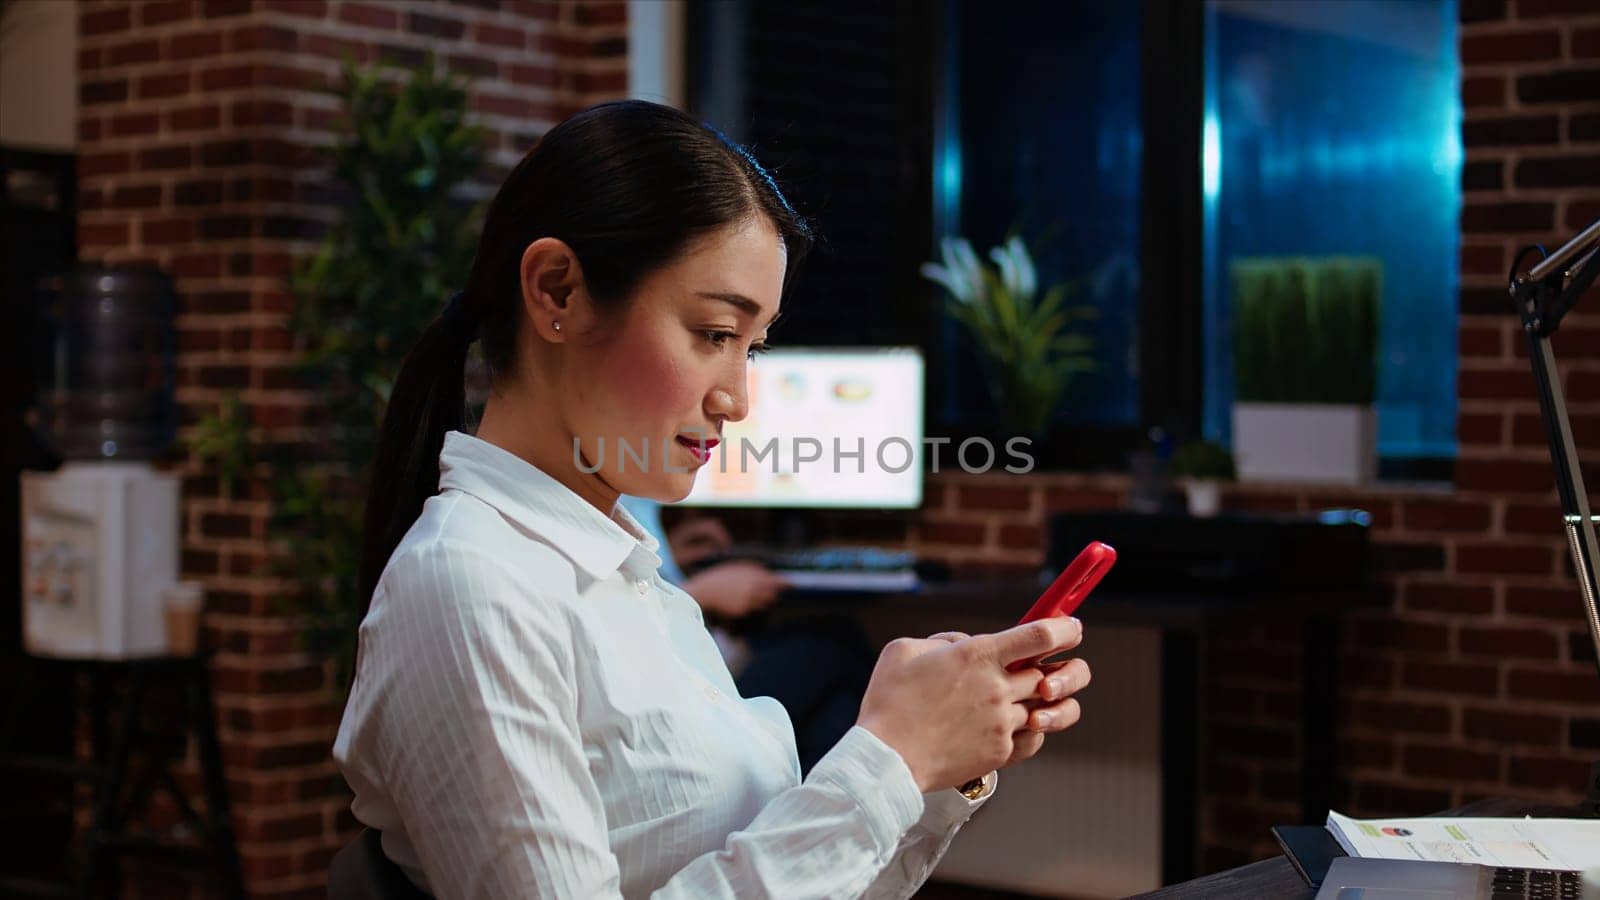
679, 346, 924, 509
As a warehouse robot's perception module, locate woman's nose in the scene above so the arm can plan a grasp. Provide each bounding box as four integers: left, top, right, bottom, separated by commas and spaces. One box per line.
707, 385, 747, 422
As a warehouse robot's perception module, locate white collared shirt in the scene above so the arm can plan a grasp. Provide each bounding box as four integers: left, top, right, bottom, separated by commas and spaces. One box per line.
332, 430, 994, 899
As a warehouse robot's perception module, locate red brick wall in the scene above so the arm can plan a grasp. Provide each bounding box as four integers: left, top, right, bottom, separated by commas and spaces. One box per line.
896, 0, 1600, 872
74, 1, 627, 895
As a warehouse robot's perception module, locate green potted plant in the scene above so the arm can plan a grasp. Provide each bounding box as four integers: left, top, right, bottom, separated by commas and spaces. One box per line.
1231, 256, 1381, 484
1170, 439, 1236, 517
920, 234, 1096, 440
192, 58, 487, 691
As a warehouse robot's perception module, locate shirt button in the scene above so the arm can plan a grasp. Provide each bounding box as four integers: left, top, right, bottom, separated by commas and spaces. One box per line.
634, 579, 649, 596
703, 684, 721, 701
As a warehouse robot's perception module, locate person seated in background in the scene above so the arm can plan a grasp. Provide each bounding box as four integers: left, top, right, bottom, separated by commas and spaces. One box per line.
618, 495, 877, 775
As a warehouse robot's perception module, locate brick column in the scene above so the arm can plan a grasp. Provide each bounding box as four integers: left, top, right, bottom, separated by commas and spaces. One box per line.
74, 1, 627, 894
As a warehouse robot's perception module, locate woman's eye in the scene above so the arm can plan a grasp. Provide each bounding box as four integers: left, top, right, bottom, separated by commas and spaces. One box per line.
703, 331, 771, 361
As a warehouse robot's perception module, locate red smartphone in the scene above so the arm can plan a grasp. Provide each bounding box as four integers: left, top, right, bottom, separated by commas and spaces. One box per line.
1005, 541, 1116, 673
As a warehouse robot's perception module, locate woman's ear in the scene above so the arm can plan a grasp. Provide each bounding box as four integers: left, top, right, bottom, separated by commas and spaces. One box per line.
520, 237, 592, 341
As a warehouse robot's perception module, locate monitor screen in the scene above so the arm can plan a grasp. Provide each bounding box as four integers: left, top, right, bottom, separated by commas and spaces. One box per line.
679, 346, 924, 509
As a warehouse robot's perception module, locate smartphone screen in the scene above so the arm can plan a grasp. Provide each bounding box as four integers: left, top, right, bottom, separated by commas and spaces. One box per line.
1006, 541, 1116, 672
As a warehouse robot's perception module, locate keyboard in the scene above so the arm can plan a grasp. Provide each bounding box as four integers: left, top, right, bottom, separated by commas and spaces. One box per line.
762, 546, 918, 572
688, 546, 923, 594
772, 568, 921, 592
761, 546, 921, 593
1490, 866, 1582, 899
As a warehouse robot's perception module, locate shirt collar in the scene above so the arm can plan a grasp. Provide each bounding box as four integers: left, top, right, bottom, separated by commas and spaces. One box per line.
437, 430, 663, 583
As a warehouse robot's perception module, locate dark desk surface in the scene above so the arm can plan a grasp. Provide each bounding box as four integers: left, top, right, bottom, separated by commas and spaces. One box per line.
1128, 799, 1586, 900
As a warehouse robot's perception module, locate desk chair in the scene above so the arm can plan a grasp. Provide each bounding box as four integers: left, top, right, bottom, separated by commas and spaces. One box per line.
328, 829, 432, 900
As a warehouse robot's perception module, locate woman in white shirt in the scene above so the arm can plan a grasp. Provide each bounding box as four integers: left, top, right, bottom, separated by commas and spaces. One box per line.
333, 99, 1092, 899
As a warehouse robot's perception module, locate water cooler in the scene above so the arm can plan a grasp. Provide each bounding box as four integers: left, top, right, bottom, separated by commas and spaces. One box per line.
21, 463, 178, 658
20, 266, 181, 659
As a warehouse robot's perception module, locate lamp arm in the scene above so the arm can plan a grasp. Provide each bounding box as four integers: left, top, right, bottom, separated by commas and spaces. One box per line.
1508, 217, 1600, 682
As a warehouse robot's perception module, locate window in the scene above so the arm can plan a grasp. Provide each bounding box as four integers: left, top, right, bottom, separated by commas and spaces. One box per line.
689, 0, 1460, 474
940, 1, 1144, 430
931, 0, 1202, 469
1202, 0, 1462, 473
687, 0, 934, 350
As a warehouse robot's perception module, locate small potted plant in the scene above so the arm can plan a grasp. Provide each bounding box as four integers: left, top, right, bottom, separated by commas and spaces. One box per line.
1231, 256, 1381, 484
1171, 439, 1236, 517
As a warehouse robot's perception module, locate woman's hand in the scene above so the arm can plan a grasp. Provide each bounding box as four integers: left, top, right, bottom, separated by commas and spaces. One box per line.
925, 629, 1088, 771
682, 560, 791, 620
856, 619, 1091, 793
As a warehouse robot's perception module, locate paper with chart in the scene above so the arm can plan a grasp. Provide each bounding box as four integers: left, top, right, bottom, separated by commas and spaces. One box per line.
1326, 811, 1600, 871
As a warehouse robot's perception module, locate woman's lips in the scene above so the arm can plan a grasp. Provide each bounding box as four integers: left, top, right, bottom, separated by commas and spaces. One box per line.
675, 435, 718, 464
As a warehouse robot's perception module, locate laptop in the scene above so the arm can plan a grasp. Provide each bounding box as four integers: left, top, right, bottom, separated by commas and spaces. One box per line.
1314, 857, 1585, 899
1275, 826, 1586, 899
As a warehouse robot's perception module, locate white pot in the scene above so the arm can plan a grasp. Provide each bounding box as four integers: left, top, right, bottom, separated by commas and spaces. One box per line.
1232, 402, 1376, 485
1185, 480, 1223, 517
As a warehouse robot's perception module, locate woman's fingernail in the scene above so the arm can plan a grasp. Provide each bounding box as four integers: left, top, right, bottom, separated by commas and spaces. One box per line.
1046, 677, 1067, 699
1035, 712, 1053, 730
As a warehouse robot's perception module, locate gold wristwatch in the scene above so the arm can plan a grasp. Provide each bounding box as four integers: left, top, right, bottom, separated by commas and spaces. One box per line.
956, 774, 989, 800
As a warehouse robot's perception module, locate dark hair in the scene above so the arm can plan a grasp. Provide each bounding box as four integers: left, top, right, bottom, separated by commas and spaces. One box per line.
356, 99, 813, 618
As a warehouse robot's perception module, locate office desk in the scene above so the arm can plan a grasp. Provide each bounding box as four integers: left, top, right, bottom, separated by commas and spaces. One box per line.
773, 577, 1378, 886
1127, 798, 1586, 899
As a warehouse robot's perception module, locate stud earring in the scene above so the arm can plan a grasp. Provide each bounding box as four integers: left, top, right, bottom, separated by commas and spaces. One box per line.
553, 320, 562, 332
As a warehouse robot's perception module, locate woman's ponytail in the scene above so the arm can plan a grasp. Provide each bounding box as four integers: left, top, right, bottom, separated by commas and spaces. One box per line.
355, 291, 479, 618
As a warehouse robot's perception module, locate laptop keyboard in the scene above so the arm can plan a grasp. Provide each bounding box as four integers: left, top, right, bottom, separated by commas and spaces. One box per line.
1490, 866, 1582, 899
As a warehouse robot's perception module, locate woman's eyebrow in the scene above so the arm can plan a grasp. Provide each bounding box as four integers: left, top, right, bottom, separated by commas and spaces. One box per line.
696, 291, 784, 328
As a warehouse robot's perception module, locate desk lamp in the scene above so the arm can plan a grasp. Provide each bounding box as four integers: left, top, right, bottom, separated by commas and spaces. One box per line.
1508, 216, 1600, 684
1509, 213, 1600, 817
